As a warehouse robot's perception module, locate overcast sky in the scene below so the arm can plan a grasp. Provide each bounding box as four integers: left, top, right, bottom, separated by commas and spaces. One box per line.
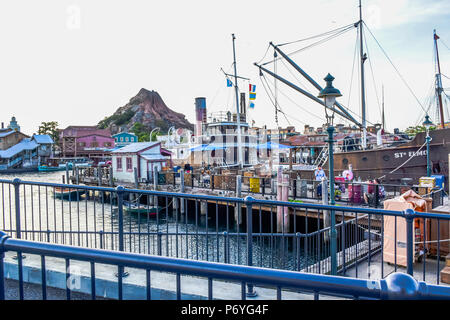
0, 0, 449, 135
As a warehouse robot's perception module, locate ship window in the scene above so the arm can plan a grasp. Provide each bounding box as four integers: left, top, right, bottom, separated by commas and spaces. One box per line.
383, 155, 390, 161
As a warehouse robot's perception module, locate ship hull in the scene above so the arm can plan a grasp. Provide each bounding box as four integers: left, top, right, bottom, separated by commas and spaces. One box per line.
297, 128, 449, 190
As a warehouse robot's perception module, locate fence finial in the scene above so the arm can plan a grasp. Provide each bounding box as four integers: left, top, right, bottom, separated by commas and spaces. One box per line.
381, 272, 421, 300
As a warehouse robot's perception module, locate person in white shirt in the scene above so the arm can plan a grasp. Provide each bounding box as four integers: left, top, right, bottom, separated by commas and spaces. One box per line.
314, 166, 326, 180
314, 166, 326, 197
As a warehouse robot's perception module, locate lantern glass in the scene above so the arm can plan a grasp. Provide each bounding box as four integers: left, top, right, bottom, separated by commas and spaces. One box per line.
325, 96, 336, 108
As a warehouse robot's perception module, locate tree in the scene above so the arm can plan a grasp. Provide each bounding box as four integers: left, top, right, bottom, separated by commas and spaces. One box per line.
404, 125, 436, 137
131, 122, 150, 142
38, 121, 60, 143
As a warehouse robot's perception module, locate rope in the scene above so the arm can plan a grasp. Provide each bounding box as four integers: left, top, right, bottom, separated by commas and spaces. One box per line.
363, 21, 427, 114
376, 140, 427, 180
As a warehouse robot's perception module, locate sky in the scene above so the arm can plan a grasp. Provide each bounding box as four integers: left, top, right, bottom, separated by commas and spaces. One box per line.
0, 0, 449, 135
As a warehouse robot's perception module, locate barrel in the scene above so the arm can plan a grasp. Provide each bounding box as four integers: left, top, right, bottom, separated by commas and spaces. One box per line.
348, 184, 362, 204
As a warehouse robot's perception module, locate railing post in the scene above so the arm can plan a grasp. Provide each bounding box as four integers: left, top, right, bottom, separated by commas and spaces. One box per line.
116, 186, 125, 252
0, 231, 10, 301
244, 196, 257, 297
223, 231, 228, 264
115, 186, 129, 279
99, 230, 104, 249
404, 209, 415, 276
13, 178, 22, 239
157, 232, 162, 256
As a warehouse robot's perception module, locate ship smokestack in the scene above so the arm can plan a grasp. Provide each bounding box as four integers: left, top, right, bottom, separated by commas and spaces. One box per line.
195, 97, 207, 143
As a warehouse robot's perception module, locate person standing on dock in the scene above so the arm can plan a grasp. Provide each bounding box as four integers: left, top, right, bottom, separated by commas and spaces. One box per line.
314, 166, 326, 197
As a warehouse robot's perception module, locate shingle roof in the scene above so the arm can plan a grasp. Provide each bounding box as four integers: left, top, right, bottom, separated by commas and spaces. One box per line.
111, 142, 159, 154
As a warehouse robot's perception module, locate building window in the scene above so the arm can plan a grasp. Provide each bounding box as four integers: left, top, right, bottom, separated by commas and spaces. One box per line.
126, 157, 132, 171
117, 157, 122, 171
104, 142, 111, 147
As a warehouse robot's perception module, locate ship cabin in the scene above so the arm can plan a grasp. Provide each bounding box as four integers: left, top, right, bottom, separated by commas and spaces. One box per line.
190, 111, 258, 167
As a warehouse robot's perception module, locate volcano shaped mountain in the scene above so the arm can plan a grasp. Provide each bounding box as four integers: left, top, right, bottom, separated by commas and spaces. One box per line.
98, 88, 194, 134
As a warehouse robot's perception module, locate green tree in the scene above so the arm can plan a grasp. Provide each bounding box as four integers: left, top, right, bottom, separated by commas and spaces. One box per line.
404, 125, 436, 137
38, 121, 60, 143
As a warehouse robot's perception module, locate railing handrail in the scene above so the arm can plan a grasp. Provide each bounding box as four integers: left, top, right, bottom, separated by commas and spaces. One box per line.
0, 178, 448, 220
0, 231, 448, 300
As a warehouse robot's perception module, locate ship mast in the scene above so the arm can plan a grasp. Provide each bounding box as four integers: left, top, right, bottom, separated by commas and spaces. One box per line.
382, 85, 385, 131
232, 34, 243, 168
434, 29, 445, 128
359, 0, 367, 149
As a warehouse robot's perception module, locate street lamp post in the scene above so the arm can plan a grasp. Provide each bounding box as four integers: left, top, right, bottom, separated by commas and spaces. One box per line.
318, 73, 342, 276
422, 115, 433, 177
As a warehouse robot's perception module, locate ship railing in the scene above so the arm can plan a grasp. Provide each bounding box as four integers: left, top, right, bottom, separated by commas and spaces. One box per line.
1, 230, 448, 300
0, 178, 449, 287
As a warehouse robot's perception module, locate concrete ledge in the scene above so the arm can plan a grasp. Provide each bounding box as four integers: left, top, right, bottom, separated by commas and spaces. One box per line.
2, 251, 328, 300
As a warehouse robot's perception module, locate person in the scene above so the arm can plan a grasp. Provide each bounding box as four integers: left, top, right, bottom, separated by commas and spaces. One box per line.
314, 166, 326, 197
363, 179, 385, 207
314, 166, 326, 181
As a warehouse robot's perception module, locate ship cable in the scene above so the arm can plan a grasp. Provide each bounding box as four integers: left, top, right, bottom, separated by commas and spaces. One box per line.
363, 21, 427, 114
261, 24, 356, 66
376, 140, 427, 180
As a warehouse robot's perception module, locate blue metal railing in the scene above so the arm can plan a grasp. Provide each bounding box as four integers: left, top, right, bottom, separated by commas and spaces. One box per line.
0, 178, 449, 285
0, 231, 449, 300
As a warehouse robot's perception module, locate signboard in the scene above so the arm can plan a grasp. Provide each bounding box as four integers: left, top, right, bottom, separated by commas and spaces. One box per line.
249, 178, 260, 193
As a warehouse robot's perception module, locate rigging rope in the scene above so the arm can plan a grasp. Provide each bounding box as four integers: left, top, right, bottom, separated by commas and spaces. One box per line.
277, 22, 357, 47
261, 24, 356, 66
363, 21, 427, 114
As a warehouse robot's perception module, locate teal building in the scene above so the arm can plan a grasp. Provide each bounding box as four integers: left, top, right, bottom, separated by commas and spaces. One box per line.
113, 132, 138, 147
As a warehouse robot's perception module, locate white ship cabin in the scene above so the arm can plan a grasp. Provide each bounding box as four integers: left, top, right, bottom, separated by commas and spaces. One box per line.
111, 142, 172, 183
192, 111, 258, 167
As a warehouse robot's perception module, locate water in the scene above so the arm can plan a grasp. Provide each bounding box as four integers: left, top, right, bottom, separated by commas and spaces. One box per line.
0, 171, 318, 271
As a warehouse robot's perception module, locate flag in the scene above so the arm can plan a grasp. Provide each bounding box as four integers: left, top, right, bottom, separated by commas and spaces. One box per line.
249, 83, 256, 101
226, 79, 233, 87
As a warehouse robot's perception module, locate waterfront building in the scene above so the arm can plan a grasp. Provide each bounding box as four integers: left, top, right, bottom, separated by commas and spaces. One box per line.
111, 141, 172, 183
0, 130, 29, 150
112, 132, 138, 148
0, 134, 54, 170
32, 134, 55, 165
59, 126, 115, 159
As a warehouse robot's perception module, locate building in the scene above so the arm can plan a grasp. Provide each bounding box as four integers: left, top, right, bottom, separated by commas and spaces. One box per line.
59, 126, 115, 159
7, 116, 20, 132
32, 134, 55, 164
112, 132, 138, 148
111, 142, 172, 183
0, 134, 54, 170
0, 130, 29, 150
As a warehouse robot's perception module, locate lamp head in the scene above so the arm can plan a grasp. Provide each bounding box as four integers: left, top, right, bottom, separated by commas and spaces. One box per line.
422, 114, 433, 130
318, 73, 342, 108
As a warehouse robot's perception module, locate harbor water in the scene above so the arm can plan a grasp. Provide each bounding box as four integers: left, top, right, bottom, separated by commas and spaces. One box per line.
0, 171, 319, 271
